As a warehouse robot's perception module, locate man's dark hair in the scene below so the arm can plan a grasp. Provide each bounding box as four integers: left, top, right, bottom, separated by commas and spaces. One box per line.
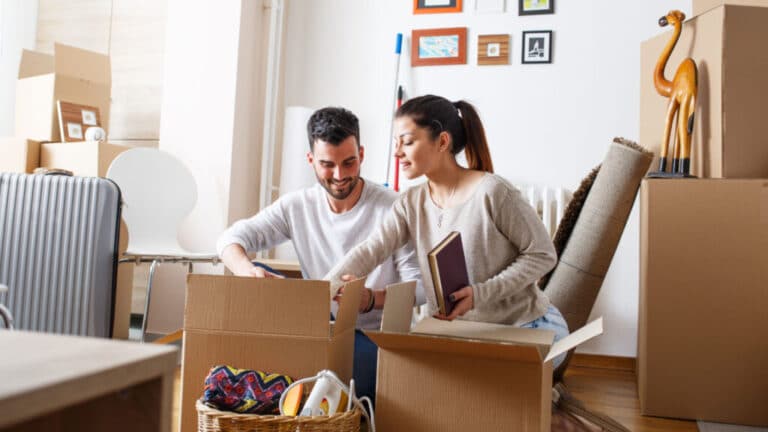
306, 107, 360, 151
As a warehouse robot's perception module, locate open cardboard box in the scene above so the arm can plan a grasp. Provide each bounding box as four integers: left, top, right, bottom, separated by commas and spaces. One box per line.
179, 274, 363, 432
0, 137, 41, 174
40, 141, 130, 177
366, 282, 603, 432
15, 43, 111, 142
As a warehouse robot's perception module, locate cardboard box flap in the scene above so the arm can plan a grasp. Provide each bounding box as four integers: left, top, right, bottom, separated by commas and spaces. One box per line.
366, 330, 545, 362
185, 274, 330, 338
380, 281, 417, 333
544, 318, 604, 363
18, 50, 54, 79
413, 317, 555, 347
53, 43, 111, 85
332, 278, 364, 335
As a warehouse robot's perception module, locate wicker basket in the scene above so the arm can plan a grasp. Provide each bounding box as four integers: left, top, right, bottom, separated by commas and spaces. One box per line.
196, 400, 362, 432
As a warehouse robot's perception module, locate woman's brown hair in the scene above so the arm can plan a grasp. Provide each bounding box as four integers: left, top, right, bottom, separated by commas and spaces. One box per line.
396, 95, 494, 173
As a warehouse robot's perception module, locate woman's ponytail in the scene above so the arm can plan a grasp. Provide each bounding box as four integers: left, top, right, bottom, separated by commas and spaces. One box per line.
454, 100, 494, 173
397, 95, 494, 173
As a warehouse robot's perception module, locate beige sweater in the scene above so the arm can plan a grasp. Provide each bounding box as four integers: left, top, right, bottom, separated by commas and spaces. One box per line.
326, 173, 556, 326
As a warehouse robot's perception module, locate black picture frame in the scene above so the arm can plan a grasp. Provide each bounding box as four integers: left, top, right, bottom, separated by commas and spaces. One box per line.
521, 30, 553, 64
519, 0, 554, 15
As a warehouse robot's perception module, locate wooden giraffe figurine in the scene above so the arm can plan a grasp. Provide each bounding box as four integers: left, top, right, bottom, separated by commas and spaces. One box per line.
654, 10, 698, 176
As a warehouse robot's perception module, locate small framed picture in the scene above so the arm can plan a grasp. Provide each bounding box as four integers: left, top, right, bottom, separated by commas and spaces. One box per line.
519, 0, 554, 15
411, 27, 468, 67
81, 109, 98, 126
66, 122, 83, 140
522, 30, 552, 64
57, 101, 102, 142
413, 0, 462, 14
477, 34, 510, 66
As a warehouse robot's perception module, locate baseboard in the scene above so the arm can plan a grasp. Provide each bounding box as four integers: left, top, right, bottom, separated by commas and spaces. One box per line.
570, 353, 636, 372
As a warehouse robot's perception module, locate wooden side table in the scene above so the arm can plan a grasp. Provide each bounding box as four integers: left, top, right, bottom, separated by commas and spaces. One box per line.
0, 331, 177, 432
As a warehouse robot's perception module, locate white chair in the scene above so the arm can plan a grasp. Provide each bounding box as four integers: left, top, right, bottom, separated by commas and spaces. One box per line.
106, 148, 218, 342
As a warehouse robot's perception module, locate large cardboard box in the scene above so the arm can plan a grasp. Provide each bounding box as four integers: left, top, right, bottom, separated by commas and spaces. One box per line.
638, 178, 768, 425
40, 141, 130, 177
179, 275, 363, 432
366, 283, 603, 432
693, 0, 767, 16
0, 137, 41, 173
15, 43, 111, 142
640, 5, 768, 178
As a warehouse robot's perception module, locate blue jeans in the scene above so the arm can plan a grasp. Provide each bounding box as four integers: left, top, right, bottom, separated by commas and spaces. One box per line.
520, 305, 570, 369
353, 330, 377, 407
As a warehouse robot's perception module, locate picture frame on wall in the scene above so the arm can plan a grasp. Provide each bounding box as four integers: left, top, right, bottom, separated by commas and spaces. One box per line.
477, 34, 510, 66
414, 0, 462, 14
521, 30, 552, 64
57, 100, 102, 142
411, 27, 468, 67
519, 0, 554, 15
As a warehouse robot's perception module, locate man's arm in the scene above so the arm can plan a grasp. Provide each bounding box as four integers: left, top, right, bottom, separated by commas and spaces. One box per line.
220, 243, 282, 278
216, 197, 293, 277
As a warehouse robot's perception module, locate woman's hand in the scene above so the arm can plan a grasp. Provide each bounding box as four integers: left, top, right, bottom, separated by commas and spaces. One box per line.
434, 285, 474, 321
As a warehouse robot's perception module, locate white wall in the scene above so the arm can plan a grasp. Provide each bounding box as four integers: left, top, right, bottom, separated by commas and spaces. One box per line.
282, 0, 692, 356
0, 0, 38, 136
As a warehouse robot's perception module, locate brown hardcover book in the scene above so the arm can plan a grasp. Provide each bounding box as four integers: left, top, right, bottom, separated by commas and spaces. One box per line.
427, 231, 469, 315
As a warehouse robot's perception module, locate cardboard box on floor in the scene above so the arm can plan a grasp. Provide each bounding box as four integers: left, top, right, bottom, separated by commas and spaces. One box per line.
693, 0, 767, 16
0, 137, 41, 173
366, 282, 603, 432
638, 179, 768, 426
40, 141, 130, 177
640, 5, 768, 178
179, 275, 363, 432
15, 43, 111, 142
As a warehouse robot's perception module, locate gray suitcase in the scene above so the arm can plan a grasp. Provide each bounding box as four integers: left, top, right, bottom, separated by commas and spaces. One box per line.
0, 173, 121, 337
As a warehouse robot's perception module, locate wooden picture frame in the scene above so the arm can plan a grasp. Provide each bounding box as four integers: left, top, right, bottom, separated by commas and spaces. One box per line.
414, 0, 462, 14
57, 101, 102, 142
478, 34, 510, 66
519, 0, 554, 15
521, 30, 553, 64
411, 27, 468, 67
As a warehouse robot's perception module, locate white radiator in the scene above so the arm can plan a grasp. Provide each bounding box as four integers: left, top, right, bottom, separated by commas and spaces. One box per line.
519, 185, 572, 238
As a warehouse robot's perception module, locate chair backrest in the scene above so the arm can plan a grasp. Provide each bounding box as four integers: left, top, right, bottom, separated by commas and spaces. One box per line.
106, 148, 197, 253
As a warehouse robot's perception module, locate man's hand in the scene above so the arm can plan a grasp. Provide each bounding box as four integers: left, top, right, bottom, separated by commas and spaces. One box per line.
434, 285, 474, 321
235, 265, 284, 278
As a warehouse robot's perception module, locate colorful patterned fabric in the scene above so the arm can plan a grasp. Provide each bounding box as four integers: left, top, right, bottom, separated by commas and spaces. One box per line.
202, 365, 294, 414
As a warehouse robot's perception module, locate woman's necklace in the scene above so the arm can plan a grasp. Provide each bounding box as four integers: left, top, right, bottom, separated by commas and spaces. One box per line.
435, 183, 458, 228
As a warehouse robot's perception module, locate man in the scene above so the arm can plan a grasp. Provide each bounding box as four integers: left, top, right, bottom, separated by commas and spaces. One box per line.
216, 107, 423, 403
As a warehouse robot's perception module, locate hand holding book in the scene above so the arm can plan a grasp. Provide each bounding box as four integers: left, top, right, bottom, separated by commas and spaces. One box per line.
434, 285, 474, 320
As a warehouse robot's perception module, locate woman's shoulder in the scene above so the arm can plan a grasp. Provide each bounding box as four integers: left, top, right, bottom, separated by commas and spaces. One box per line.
476, 173, 521, 198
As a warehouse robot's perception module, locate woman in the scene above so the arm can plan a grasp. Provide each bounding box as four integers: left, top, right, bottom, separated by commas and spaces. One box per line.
325, 94, 569, 366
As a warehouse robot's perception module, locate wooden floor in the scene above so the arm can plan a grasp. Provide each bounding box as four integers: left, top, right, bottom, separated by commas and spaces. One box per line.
171, 354, 699, 432
562, 355, 698, 432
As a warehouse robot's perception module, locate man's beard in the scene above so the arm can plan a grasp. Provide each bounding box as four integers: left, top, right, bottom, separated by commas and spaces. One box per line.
317, 174, 360, 200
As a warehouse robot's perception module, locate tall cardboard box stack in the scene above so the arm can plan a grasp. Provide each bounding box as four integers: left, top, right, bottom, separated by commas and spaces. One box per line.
1, 42, 130, 177
638, 2, 768, 426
